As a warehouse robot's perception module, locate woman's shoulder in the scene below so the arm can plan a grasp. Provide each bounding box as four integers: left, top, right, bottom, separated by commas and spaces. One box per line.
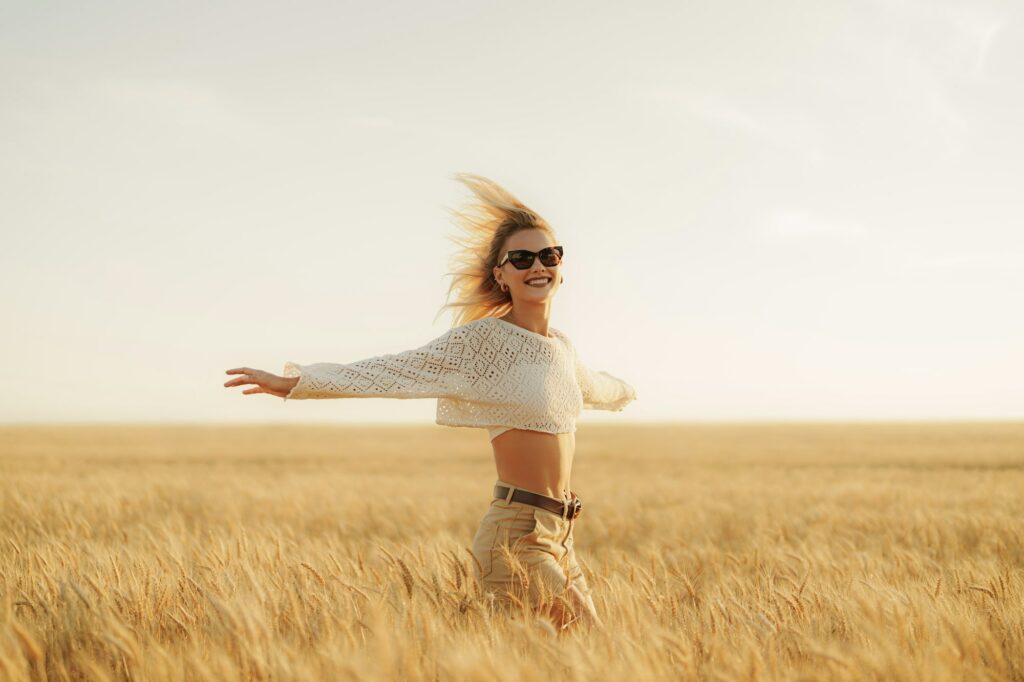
437, 316, 498, 341
458, 316, 497, 332
456, 316, 572, 346
547, 325, 572, 345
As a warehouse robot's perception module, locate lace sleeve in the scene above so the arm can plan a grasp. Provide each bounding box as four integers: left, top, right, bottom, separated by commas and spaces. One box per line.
281, 325, 476, 401
568, 337, 637, 411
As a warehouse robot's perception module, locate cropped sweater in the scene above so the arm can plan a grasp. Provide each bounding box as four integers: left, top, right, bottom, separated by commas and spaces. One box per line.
282, 316, 637, 440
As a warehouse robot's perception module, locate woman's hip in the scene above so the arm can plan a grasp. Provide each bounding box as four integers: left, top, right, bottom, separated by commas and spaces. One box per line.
470, 478, 581, 582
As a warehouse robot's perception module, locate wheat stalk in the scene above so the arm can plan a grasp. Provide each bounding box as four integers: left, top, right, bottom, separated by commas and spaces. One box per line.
969, 585, 996, 599
396, 558, 415, 598
301, 562, 327, 589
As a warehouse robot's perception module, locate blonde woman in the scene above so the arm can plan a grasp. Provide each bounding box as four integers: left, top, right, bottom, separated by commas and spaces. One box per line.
224, 174, 636, 632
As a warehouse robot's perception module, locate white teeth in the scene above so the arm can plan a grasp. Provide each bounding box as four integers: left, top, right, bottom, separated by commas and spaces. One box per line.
526, 278, 550, 285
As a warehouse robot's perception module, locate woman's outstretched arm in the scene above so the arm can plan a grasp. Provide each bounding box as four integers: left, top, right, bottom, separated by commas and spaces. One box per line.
565, 336, 637, 411
225, 323, 479, 402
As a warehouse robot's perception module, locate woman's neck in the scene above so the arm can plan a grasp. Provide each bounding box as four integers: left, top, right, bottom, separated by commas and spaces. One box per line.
501, 309, 552, 338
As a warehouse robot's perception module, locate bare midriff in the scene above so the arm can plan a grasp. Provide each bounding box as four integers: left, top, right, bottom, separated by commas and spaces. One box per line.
491, 428, 575, 501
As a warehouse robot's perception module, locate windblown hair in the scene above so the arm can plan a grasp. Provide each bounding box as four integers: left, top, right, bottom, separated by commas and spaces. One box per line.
435, 173, 556, 327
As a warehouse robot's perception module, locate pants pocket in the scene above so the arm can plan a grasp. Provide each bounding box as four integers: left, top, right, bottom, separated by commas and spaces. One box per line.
471, 503, 534, 580
525, 506, 565, 558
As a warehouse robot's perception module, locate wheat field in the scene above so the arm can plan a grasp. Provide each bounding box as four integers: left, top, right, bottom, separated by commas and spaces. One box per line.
1, 422, 1022, 681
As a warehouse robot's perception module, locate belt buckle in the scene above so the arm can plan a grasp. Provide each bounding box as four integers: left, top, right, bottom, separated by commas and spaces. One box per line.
570, 497, 582, 519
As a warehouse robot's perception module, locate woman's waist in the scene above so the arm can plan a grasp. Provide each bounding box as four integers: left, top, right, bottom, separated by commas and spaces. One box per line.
493, 438, 574, 500
490, 477, 582, 518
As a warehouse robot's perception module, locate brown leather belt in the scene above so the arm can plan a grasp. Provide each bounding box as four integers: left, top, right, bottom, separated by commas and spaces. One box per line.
494, 484, 583, 520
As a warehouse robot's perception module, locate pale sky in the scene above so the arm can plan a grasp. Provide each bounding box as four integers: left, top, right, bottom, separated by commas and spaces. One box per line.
2, 0, 1022, 425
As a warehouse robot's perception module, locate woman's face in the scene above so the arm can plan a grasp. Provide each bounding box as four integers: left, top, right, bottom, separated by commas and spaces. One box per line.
493, 229, 562, 304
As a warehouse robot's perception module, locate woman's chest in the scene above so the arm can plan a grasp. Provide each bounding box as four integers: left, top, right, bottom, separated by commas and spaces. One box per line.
478, 347, 582, 411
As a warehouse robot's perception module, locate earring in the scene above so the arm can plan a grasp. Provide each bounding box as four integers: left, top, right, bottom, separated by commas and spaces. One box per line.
560, 276, 564, 283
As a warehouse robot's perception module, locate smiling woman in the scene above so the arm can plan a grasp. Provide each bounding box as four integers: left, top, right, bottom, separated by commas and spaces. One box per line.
224, 173, 637, 632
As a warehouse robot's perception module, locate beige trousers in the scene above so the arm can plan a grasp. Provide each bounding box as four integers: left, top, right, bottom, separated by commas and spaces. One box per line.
469, 478, 593, 612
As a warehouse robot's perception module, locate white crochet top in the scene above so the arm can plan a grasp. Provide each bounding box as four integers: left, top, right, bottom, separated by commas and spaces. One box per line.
282, 316, 636, 440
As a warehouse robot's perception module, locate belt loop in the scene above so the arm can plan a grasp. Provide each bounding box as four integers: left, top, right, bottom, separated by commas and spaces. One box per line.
504, 484, 515, 504
561, 490, 569, 521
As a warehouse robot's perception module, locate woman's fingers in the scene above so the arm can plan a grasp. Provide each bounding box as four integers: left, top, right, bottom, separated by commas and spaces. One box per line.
224, 368, 250, 386
224, 367, 288, 397
224, 368, 261, 387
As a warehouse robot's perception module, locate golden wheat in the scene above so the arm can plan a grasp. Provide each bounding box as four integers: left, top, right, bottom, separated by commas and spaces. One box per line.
0, 422, 1021, 680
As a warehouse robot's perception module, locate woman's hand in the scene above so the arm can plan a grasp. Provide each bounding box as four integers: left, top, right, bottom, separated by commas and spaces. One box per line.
224, 367, 298, 398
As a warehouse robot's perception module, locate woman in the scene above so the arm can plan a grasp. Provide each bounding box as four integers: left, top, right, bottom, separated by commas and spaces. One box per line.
224, 173, 637, 632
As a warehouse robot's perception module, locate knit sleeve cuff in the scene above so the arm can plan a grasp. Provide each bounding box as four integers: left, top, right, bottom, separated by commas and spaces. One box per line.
281, 361, 308, 401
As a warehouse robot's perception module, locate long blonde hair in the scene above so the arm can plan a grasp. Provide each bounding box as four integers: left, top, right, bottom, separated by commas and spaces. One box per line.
435, 173, 556, 327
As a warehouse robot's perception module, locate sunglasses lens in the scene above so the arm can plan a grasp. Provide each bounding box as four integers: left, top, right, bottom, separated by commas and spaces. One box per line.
509, 253, 532, 269
539, 248, 562, 266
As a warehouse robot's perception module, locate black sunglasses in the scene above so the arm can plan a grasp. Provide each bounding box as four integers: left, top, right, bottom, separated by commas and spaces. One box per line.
497, 245, 564, 270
